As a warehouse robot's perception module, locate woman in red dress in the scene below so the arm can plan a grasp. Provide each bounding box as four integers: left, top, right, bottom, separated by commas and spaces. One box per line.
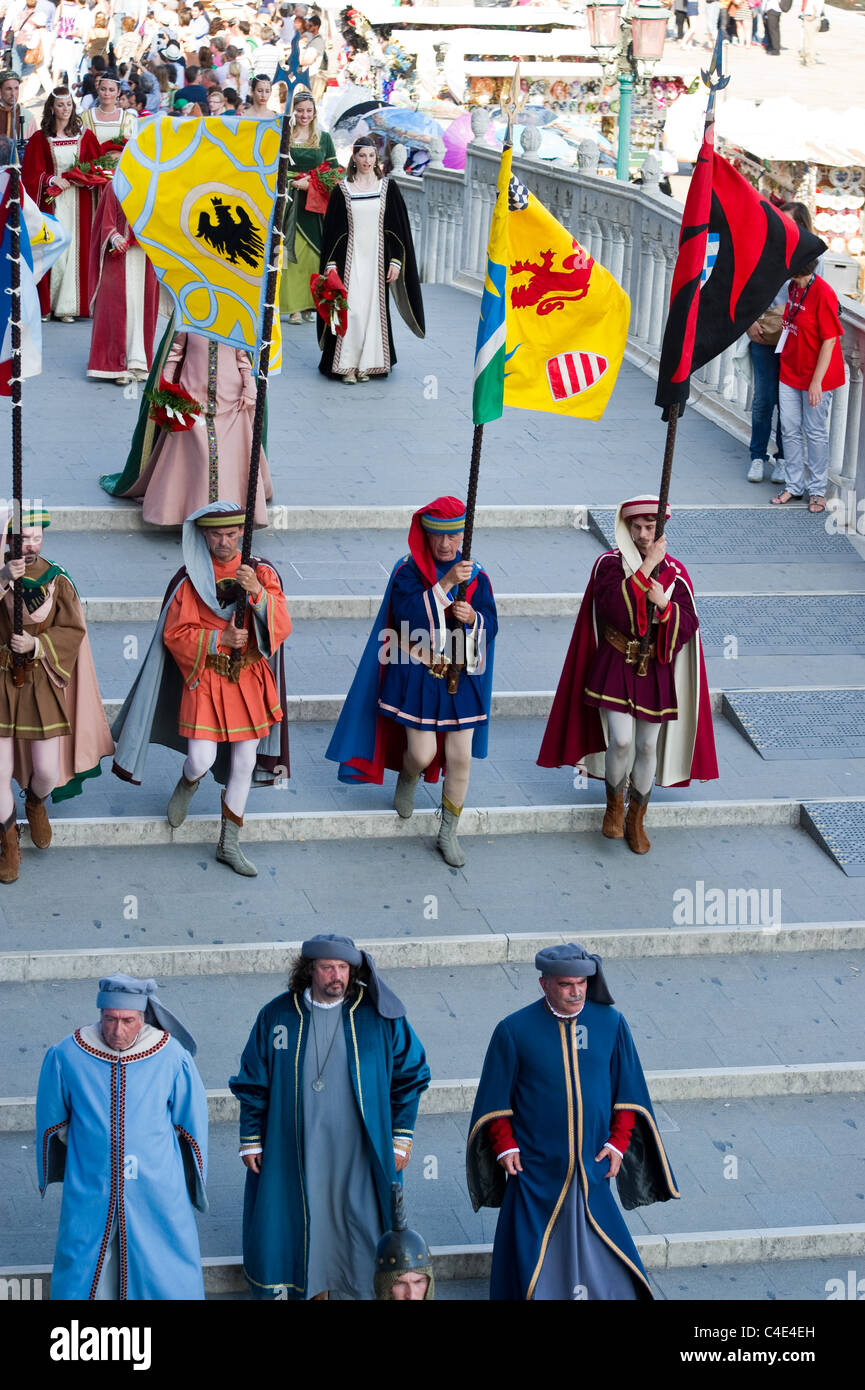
21, 86, 100, 322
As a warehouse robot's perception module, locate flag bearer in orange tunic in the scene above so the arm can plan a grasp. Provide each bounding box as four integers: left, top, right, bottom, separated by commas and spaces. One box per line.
111, 501, 292, 876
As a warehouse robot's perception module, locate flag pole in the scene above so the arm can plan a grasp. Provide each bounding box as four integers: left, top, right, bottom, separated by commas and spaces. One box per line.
8, 126, 25, 687
637, 33, 728, 673
230, 93, 295, 679
447, 66, 524, 695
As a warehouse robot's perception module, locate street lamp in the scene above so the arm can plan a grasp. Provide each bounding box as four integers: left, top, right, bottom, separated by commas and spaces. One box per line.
585, 0, 668, 183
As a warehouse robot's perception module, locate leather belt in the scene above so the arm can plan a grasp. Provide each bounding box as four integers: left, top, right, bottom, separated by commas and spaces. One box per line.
205, 650, 260, 677
0, 647, 38, 679
398, 637, 451, 680
604, 626, 656, 665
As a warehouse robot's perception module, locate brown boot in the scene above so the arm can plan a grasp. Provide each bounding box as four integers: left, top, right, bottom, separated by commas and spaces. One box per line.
0, 810, 20, 883
25, 784, 52, 849
601, 778, 626, 838
624, 786, 651, 854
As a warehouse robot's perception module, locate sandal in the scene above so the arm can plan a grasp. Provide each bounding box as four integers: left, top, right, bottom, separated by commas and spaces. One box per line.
808, 496, 826, 513
771, 490, 804, 505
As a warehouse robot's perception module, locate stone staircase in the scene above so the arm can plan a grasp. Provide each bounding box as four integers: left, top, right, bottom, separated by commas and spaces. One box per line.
1, 290, 863, 1300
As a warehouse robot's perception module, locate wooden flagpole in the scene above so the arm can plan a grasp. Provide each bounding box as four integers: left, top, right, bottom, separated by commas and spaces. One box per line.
637, 32, 728, 669
448, 66, 525, 694
230, 94, 295, 679
7, 126, 25, 686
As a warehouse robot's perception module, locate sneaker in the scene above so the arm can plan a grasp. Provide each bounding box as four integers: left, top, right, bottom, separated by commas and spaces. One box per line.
770, 457, 785, 484
747, 457, 764, 483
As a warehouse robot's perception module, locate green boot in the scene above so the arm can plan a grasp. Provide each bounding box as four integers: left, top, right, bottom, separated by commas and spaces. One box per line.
216, 794, 258, 877
436, 795, 466, 868
393, 769, 420, 819
167, 773, 202, 828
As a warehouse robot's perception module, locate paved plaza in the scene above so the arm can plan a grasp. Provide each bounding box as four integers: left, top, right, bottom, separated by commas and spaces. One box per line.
0, 277, 862, 1303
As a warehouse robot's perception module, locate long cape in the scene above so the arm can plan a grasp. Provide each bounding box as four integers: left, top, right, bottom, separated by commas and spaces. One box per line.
537, 549, 718, 787
466, 999, 679, 1301
229, 985, 430, 1299
325, 554, 493, 785
110, 559, 289, 786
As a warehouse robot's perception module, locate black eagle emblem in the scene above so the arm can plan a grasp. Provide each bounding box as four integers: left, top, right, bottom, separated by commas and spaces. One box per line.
195, 196, 264, 269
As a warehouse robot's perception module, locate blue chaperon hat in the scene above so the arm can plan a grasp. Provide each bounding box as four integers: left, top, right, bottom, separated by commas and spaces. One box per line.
301, 933, 406, 1020
96, 974, 198, 1054
534, 942, 614, 1004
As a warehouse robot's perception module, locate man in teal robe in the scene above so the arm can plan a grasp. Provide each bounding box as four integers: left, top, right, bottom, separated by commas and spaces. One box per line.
467, 943, 679, 1300
229, 933, 430, 1300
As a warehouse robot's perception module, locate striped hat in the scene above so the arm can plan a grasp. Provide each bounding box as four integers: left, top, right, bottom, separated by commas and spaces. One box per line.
194, 506, 245, 528
5, 508, 50, 530
408, 496, 467, 586
620, 497, 671, 521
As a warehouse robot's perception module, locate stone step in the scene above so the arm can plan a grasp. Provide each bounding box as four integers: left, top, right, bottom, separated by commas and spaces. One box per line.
41, 501, 838, 534
4, 1061, 863, 1133
4, 923, 862, 984
3, 822, 862, 958
37, 520, 864, 601
4, 1094, 863, 1264
3, 796, 808, 851
3, 953, 862, 1096
73, 589, 865, 629
6, 1228, 865, 1298
67, 710, 865, 828
83, 614, 865, 696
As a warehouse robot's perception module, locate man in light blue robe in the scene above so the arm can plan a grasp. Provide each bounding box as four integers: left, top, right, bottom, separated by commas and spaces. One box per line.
36, 973, 208, 1300
230, 933, 430, 1300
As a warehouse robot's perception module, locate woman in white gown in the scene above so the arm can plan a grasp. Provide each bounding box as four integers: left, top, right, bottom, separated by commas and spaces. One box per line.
318, 136, 424, 382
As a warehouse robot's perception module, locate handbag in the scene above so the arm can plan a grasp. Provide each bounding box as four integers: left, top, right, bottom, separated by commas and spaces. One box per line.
819, 15, 829, 30
778, 0, 792, 12
23, 40, 43, 65
757, 305, 784, 346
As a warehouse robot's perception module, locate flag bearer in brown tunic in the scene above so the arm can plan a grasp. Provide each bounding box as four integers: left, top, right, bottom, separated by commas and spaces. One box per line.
0, 509, 113, 882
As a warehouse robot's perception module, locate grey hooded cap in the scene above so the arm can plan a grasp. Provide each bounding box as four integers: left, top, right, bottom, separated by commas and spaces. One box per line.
534, 943, 614, 1004
96, 974, 198, 1054
301, 933, 406, 1019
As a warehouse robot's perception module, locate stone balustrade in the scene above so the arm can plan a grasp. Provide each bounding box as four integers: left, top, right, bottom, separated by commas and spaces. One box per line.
393, 117, 864, 507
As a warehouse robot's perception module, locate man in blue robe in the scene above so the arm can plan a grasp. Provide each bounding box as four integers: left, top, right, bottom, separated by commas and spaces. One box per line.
324, 496, 497, 868
229, 932, 430, 1300
36, 973, 208, 1300
467, 943, 679, 1300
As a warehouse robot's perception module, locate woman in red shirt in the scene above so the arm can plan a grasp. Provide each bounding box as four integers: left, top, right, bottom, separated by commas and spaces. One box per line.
771, 259, 845, 514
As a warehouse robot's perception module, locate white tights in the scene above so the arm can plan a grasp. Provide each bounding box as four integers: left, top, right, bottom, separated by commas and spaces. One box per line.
604, 711, 661, 796
183, 738, 259, 818
403, 728, 474, 808
0, 737, 61, 822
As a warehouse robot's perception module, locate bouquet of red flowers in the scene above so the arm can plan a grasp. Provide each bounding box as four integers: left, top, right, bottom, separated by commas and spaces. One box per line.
146, 379, 203, 432
310, 268, 348, 338
289, 162, 345, 215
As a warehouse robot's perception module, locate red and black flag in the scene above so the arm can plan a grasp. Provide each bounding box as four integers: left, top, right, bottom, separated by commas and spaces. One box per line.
656, 124, 826, 418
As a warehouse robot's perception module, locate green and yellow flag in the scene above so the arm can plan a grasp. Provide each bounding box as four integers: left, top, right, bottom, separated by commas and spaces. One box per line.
115, 116, 282, 371
472, 151, 630, 423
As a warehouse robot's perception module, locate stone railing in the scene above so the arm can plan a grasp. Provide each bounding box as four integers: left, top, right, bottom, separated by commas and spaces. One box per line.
392, 119, 864, 505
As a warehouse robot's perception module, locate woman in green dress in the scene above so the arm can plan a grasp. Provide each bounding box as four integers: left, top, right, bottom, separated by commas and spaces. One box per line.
279, 87, 339, 326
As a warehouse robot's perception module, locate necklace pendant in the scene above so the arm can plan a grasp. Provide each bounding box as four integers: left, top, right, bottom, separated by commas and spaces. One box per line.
312, 1079, 325, 1093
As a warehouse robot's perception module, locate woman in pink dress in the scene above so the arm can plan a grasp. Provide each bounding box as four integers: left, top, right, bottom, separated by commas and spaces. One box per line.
101, 329, 273, 526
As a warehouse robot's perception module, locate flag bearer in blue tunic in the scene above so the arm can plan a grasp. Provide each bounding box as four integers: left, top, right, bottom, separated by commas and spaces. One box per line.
36, 974, 208, 1300
229, 933, 430, 1301
325, 496, 497, 868
467, 943, 679, 1300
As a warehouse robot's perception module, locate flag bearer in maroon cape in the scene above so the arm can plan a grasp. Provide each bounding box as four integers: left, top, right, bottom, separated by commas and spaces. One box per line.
537, 498, 717, 854
655, 120, 826, 420
325, 497, 497, 869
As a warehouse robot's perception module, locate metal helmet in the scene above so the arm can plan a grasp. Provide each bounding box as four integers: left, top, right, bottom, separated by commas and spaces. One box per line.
373, 1184, 434, 1301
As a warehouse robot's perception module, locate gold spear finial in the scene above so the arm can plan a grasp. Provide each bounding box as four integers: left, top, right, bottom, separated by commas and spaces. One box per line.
500, 63, 526, 149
